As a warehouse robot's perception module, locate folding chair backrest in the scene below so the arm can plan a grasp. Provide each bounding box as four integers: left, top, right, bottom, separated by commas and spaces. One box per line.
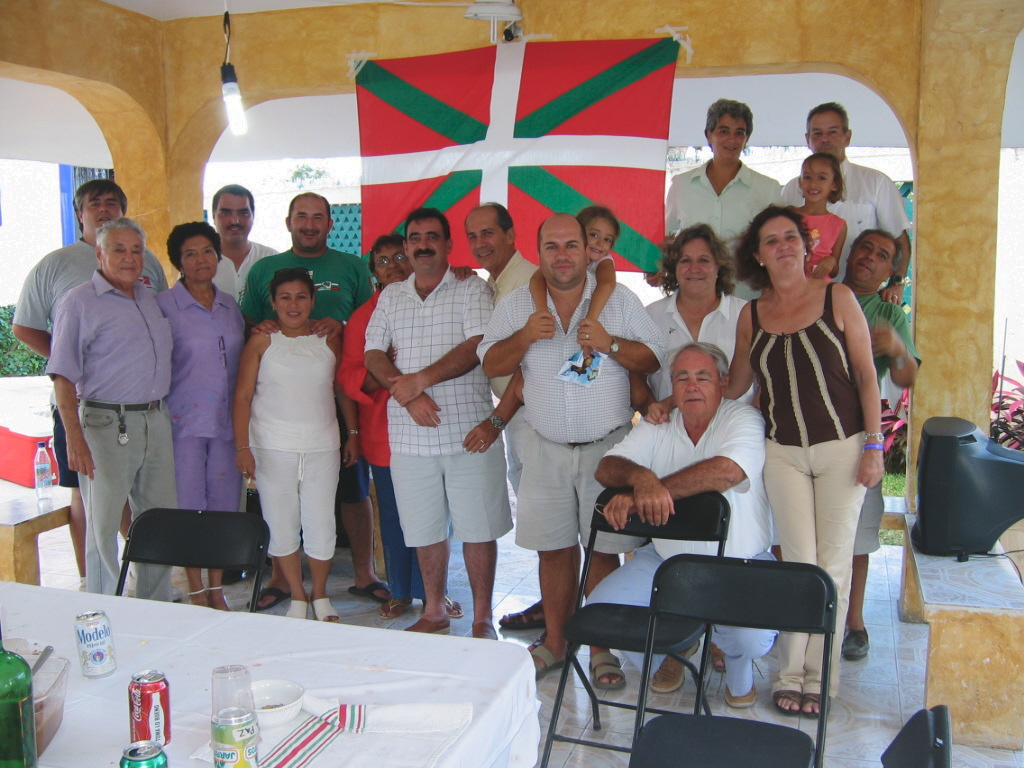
591, 487, 731, 547
652, 554, 837, 635
121, 508, 269, 572
881, 706, 953, 768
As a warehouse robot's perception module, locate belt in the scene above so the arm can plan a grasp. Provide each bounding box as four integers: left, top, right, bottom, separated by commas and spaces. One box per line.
565, 425, 626, 448
82, 400, 161, 412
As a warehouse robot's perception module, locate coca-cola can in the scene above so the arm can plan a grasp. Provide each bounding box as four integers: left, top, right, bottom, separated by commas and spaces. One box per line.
75, 610, 117, 678
129, 670, 171, 745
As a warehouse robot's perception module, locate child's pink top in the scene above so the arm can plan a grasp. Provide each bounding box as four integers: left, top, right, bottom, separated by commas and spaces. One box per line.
803, 212, 845, 280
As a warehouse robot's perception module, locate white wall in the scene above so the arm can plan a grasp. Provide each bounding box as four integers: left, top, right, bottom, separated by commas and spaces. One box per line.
0, 160, 63, 305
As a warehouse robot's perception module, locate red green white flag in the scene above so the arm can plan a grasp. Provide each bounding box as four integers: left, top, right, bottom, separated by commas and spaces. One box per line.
356, 38, 679, 271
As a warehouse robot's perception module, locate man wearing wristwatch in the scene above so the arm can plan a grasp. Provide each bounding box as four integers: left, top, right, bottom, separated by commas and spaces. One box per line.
841, 229, 920, 661
479, 213, 665, 681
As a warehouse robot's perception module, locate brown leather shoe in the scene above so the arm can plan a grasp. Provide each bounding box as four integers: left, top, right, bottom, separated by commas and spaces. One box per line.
725, 683, 757, 709
650, 656, 685, 693
405, 616, 450, 634
472, 621, 498, 640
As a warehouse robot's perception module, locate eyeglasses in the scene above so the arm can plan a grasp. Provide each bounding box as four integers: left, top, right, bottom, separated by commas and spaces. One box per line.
374, 253, 408, 268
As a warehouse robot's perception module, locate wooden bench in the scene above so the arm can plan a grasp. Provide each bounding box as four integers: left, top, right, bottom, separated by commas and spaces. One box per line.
0, 481, 71, 585
899, 511, 1024, 750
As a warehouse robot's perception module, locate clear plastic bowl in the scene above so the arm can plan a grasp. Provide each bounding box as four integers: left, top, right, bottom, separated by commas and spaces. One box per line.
6, 639, 70, 756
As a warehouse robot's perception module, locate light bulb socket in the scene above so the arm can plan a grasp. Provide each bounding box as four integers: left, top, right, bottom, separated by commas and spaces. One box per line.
221, 63, 239, 86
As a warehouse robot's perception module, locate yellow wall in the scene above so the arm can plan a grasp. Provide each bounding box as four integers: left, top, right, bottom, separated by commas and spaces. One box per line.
2, 0, 1023, 464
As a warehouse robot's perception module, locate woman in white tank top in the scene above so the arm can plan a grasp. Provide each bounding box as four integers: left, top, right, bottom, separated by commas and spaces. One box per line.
234, 267, 343, 622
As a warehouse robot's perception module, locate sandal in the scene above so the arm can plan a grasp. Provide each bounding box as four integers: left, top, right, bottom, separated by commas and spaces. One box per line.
312, 597, 340, 623
801, 692, 827, 719
530, 645, 564, 681
710, 642, 726, 673
206, 586, 230, 611
348, 581, 391, 604
286, 600, 309, 619
498, 602, 545, 630
380, 598, 413, 619
590, 651, 626, 690
187, 587, 208, 607
773, 689, 802, 716
251, 586, 290, 612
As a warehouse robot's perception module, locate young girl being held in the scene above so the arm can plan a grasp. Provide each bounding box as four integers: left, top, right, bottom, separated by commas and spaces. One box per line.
793, 151, 847, 280
529, 205, 620, 344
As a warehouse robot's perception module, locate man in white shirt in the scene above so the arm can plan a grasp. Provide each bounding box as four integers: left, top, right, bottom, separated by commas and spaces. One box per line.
210, 184, 277, 300
366, 207, 512, 638
781, 102, 912, 296
590, 342, 776, 707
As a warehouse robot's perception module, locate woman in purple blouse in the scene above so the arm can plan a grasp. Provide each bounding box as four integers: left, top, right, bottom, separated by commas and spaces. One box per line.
156, 222, 245, 609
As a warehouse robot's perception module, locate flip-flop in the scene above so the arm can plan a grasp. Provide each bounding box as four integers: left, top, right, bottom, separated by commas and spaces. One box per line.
250, 586, 290, 612
531, 645, 564, 681
348, 581, 391, 604
590, 651, 626, 690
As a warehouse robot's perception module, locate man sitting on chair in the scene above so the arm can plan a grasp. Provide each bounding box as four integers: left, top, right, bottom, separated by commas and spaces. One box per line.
591, 341, 775, 708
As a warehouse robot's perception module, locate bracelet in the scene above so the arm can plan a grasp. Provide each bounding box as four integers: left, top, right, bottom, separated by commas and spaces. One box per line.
348, 429, 360, 435
863, 443, 884, 451
863, 432, 883, 442
892, 354, 910, 371
236, 445, 251, 452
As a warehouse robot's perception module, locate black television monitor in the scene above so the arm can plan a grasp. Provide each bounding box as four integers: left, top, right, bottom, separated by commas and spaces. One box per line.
913, 416, 1024, 556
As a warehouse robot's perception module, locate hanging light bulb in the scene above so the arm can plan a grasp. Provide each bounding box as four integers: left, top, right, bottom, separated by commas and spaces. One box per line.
220, 11, 248, 136
221, 63, 248, 136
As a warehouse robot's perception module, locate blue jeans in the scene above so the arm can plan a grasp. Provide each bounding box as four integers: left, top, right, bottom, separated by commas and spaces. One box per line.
370, 463, 424, 601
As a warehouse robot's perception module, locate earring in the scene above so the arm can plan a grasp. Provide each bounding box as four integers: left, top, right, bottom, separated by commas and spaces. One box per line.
758, 262, 765, 267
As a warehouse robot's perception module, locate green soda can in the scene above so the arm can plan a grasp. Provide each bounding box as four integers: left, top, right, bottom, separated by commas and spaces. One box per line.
119, 741, 168, 768
212, 706, 259, 768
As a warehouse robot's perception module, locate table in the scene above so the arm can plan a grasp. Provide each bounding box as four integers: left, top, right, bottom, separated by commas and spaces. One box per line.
0, 582, 540, 767
0, 480, 71, 584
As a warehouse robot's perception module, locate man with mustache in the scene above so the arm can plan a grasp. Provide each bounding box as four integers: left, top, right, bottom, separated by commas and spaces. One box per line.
241, 193, 387, 610
210, 183, 277, 300
13, 179, 168, 585
365, 207, 512, 637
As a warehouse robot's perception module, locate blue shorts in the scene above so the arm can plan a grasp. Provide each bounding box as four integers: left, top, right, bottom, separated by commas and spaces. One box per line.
51, 405, 80, 489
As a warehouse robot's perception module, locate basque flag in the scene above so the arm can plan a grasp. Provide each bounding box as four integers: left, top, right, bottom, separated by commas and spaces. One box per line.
356, 38, 679, 271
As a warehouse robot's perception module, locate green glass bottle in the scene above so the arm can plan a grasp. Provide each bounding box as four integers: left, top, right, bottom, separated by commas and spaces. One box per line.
0, 637, 38, 768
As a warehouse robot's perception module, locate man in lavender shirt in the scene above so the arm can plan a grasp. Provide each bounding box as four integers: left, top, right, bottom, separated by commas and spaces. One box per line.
48, 217, 177, 599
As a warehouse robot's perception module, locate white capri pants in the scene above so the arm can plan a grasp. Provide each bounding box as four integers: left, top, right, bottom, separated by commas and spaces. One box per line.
588, 544, 777, 696
253, 447, 340, 561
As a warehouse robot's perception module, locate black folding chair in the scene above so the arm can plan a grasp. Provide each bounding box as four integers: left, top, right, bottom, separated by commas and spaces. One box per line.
115, 508, 270, 613
629, 555, 837, 768
881, 706, 952, 768
539, 487, 731, 767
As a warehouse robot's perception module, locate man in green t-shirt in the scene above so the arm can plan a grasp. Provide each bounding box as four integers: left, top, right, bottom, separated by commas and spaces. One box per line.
241, 192, 387, 611
240, 192, 372, 332
841, 229, 920, 661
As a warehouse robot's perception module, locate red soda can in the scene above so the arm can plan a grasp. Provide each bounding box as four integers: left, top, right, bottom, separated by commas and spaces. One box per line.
129, 670, 171, 745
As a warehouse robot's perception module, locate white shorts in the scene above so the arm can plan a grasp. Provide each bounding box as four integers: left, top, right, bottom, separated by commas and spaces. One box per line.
515, 423, 644, 554
390, 448, 513, 547
253, 448, 339, 561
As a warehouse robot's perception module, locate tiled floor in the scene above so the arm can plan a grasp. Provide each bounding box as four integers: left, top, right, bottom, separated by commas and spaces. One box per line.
34, 513, 1024, 768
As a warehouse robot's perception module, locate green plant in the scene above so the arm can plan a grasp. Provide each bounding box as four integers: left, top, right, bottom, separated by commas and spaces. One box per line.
0, 305, 47, 377
880, 390, 909, 473
991, 361, 1024, 450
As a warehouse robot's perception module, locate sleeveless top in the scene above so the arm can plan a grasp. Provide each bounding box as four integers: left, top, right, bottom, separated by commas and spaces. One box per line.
749, 283, 862, 447
250, 333, 340, 453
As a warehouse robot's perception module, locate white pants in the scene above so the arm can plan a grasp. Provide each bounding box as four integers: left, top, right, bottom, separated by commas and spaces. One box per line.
253, 448, 339, 561
587, 544, 777, 695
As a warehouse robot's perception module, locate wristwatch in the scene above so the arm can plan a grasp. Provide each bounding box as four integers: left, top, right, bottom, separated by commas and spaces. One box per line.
608, 338, 621, 356
489, 414, 506, 431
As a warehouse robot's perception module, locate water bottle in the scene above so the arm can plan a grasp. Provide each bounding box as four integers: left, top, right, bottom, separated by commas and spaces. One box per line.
0, 634, 38, 768
33, 442, 52, 502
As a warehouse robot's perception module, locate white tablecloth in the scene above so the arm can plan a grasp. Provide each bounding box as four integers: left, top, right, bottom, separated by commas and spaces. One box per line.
0, 583, 539, 768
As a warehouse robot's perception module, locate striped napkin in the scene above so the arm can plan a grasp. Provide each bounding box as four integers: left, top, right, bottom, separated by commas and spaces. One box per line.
259, 694, 472, 768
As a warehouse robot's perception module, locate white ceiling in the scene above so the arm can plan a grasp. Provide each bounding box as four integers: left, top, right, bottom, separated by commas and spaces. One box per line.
101, 0, 461, 22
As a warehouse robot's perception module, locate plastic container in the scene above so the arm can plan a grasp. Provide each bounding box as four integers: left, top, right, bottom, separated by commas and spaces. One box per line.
34, 442, 53, 501
5, 640, 69, 757
0, 427, 57, 488
252, 679, 304, 729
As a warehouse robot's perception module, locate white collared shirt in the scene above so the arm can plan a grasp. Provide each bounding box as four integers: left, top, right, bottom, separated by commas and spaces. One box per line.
365, 268, 494, 456
479, 273, 666, 445
487, 251, 537, 397
602, 399, 773, 559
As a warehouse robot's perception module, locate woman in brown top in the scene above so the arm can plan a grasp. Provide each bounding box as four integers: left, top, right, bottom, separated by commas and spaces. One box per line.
727, 206, 883, 717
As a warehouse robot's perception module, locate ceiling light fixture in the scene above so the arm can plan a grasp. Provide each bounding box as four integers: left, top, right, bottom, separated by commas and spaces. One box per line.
220, 11, 248, 136
464, 1, 523, 44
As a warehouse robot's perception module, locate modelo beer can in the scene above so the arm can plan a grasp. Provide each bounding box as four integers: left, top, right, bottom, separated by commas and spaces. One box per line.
129, 670, 171, 745
212, 706, 260, 768
75, 609, 117, 678
119, 741, 168, 768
